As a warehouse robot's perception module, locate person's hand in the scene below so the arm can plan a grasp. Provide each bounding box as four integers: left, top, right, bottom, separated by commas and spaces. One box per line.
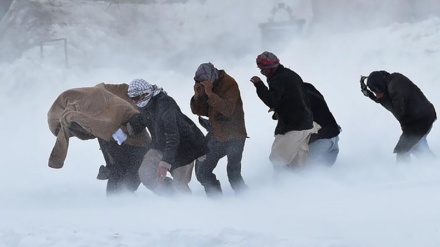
120, 124, 128, 134
157, 161, 171, 181
250, 76, 261, 84
360, 76, 368, 83
268, 108, 279, 120
360, 85, 370, 97
157, 166, 168, 181
200, 80, 213, 96
194, 83, 204, 100
360, 76, 370, 97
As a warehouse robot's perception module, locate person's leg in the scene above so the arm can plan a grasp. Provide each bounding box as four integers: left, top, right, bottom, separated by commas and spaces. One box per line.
410, 133, 436, 160
225, 139, 247, 193
269, 136, 296, 182
138, 149, 162, 193
270, 127, 316, 168
307, 139, 329, 165
291, 122, 321, 167
195, 135, 224, 196
291, 139, 309, 167
396, 152, 411, 164
121, 145, 148, 192
104, 141, 149, 195
171, 161, 194, 194
307, 136, 339, 166
97, 138, 113, 180
269, 134, 294, 167
326, 136, 340, 166
97, 139, 126, 196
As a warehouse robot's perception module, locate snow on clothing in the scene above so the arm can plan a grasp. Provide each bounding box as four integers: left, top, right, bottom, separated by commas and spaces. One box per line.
253, 65, 318, 167
127, 91, 207, 171
191, 68, 247, 195
367, 72, 436, 153
47, 83, 150, 169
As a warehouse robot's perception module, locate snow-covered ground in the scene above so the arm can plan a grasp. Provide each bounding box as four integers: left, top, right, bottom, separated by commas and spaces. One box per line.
1, 1, 439, 246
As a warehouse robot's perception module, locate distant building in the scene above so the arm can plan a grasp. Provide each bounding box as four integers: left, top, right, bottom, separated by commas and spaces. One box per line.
259, 3, 307, 50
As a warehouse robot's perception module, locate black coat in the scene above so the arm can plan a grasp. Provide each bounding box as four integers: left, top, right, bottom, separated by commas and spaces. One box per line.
373, 73, 437, 153
129, 92, 207, 170
254, 65, 314, 135
303, 83, 340, 143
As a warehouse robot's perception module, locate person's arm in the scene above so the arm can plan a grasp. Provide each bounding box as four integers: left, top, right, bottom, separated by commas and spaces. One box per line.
159, 108, 180, 167
387, 80, 408, 122
254, 78, 284, 109
250, 75, 283, 109
126, 113, 146, 136
203, 80, 239, 118
360, 78, 380, 102
190, 82, 209, 116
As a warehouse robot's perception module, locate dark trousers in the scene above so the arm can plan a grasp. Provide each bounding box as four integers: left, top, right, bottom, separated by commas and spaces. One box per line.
195, 134, 247, 196
98, 138, 148, 196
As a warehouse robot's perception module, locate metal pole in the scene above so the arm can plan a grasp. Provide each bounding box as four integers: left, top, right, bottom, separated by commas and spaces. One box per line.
40, 43, 44, 59
63, 38, 68, 68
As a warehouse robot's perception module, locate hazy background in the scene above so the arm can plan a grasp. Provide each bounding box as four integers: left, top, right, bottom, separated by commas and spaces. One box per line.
0, 0, 439, 246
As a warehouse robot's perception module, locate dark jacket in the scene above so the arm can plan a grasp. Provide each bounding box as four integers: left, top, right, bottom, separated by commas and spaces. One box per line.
304, 83, 340, 143
254, 65, 314, 135
190, 70, 247, 141
128, 92, 207, 170
372, 73, 437, 153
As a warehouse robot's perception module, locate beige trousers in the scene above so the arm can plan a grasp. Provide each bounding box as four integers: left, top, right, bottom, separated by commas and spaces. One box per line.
138, 149, 194, 195
269, 122, 321, 168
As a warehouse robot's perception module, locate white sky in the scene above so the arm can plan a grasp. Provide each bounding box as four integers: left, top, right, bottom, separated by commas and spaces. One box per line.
0, 1, 439, 246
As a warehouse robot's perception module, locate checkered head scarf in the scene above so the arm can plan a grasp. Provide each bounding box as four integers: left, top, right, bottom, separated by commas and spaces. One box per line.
127, 79, 163, 108
194, 62, 219, 82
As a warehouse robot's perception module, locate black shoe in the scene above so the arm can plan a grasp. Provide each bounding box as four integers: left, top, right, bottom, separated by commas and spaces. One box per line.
97, 165, 111, 180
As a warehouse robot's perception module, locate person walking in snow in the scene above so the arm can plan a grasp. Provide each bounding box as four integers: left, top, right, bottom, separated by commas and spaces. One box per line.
47, 83, 151, 196
124, 79, 207, 196
303, 82, 341, 166
190, 62, 248, 197
250, 51, 320, 172
360, 70, 436, 163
